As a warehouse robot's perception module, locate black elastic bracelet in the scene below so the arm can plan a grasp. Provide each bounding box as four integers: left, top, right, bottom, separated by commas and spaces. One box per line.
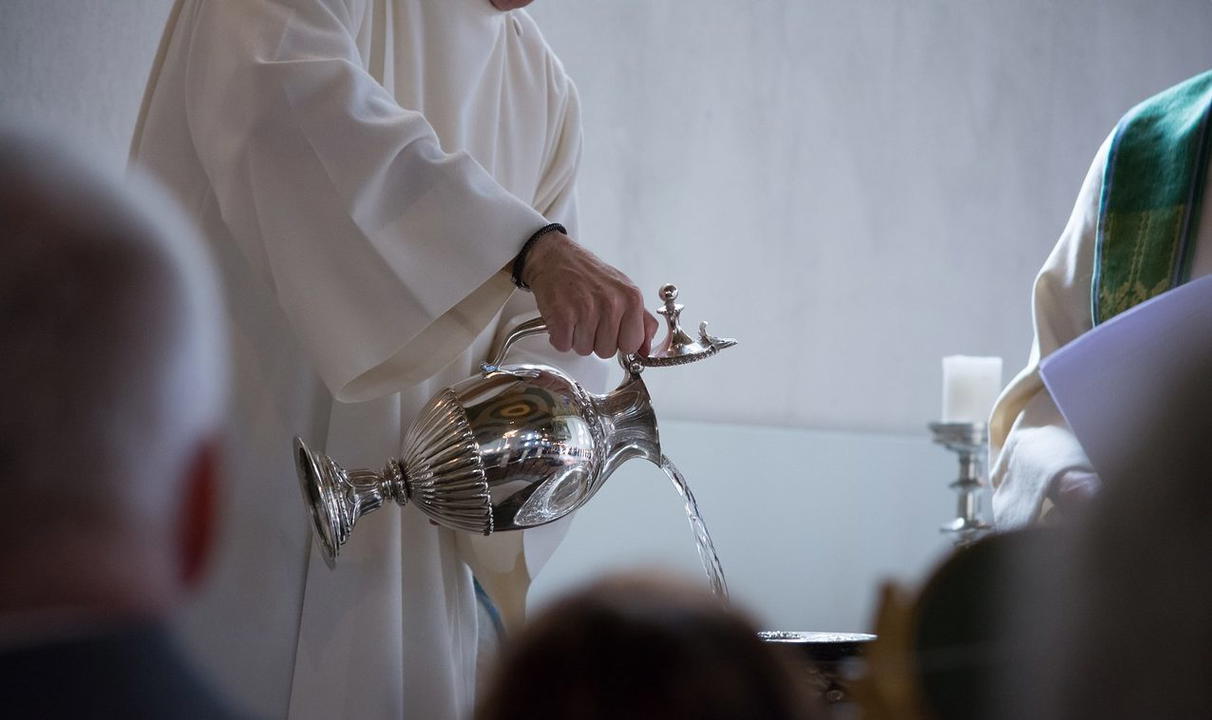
511, 222, 566, 290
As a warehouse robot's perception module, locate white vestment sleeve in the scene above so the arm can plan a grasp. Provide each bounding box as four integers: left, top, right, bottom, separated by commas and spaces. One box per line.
183, 0, 547, 402
988, 135, 1113, 528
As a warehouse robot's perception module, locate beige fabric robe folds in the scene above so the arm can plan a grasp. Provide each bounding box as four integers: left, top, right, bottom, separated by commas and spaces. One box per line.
131, 1, 604, 717
989, 133, 1212, 528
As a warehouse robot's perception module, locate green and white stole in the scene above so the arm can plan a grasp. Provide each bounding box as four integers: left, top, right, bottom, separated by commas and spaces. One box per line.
1093, 70, 1212, 325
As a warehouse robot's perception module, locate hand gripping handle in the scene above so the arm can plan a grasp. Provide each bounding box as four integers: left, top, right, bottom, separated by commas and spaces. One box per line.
481, 284, 736, 375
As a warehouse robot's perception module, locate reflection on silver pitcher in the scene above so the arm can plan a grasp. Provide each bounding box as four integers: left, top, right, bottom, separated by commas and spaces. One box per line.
295, 284, 736, 567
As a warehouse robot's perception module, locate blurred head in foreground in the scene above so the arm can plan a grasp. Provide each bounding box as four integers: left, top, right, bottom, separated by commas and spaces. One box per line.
1044, 377, 1211, 717
1000, 325, 1212, 720
476, 573, 820, 720
0, 123, 227, 623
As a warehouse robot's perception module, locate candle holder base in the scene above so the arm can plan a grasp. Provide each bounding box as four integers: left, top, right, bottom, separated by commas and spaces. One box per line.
929, 422, 992, 547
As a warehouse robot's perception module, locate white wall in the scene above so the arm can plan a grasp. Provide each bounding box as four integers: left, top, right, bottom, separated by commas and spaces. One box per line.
529, 0, 1212, 433
530, 419, 958, 633
0, 1, 170, 167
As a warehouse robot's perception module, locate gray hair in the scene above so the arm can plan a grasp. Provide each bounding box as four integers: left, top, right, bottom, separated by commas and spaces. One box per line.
0, 124, 227, 538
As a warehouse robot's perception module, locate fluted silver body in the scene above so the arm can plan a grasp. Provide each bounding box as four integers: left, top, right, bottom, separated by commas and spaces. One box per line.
295, 362, 662, 566
454, 363, 659, 530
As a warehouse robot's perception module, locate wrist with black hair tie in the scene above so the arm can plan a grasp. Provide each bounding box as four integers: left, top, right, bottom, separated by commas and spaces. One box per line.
511, 222, 566, 290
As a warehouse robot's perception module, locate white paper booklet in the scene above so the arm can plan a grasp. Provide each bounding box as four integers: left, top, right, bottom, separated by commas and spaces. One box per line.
1039, 274, 1212, 477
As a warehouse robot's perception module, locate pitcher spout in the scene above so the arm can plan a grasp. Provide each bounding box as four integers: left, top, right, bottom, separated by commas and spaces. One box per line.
595, 372, 662, 481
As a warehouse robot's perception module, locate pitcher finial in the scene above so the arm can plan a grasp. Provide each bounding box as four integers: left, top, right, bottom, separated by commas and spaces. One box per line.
638, 284, 737, 368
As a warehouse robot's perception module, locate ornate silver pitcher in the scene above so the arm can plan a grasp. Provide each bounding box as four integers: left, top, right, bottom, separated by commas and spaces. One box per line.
295, 284, 735, 567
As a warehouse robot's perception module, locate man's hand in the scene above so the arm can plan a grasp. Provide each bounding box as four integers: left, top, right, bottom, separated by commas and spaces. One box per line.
1052, 469, 1101, 517
521, 232, 659, 359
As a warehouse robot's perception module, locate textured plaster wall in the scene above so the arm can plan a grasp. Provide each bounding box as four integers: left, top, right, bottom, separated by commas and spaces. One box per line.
0, 1, 169, 166
530, 0, 1212, 433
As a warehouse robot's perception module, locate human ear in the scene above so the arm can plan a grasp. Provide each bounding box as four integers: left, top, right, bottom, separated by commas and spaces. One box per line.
179, 437, 221, 590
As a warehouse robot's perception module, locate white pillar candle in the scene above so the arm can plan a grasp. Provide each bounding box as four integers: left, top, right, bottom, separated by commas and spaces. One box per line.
941, 356, 1004, 423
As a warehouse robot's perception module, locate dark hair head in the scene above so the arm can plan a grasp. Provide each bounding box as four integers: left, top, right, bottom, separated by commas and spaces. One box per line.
476, 572, 821, 720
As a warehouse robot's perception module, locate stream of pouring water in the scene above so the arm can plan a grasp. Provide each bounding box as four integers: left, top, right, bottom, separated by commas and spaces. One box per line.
659, 454, 729, 600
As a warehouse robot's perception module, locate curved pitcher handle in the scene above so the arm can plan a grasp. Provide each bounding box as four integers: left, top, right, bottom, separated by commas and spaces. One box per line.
481, 288, 735, 375
482, 316, 649, 377
482, 316, 551, 373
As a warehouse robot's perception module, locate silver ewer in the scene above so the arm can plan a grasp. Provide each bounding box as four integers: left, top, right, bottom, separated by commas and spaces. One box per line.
295, 284, 736, 567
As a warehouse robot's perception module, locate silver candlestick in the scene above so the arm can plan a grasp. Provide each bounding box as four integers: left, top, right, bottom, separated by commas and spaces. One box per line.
928, 422, 992, 546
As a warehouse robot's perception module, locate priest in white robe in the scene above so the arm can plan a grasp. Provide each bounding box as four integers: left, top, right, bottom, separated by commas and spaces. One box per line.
131, 1, 656, 718
990, 70, 1212, 529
